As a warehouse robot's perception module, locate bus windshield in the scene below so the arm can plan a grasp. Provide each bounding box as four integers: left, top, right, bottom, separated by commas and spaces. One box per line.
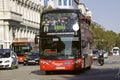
12, 44, 31, 56
41, 12, 78, 32
40, 10, 82, 60
40, 35, 81, 60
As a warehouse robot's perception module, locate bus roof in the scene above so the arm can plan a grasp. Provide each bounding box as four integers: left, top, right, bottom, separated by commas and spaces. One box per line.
42, 9, 81, 14
112, 47, 119, 49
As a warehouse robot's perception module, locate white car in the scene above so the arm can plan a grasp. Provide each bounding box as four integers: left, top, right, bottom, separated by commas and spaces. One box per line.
0, 49, 18, 69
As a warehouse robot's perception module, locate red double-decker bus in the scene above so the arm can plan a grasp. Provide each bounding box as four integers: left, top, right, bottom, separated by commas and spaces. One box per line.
38, 9, 93, 74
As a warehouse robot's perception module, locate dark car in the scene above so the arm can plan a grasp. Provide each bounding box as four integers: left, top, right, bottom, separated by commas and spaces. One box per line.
23, 52, 40, 65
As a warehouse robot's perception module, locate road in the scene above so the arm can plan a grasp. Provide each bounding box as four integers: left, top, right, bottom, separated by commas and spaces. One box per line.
0, 56, 120, 80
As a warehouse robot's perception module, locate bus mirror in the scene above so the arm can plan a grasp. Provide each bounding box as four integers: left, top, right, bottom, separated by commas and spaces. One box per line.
35, 35, 39, 44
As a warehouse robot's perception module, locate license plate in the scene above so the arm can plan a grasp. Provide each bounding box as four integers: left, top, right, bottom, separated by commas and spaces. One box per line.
28, 60, 35, 62
56, 66, 65, 69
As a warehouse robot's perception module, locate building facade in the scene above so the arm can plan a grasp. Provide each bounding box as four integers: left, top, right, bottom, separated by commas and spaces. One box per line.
0, 0, 41, 48
39, 0, 92, 18
78, 3, 92, 18
40, 0, 78, 9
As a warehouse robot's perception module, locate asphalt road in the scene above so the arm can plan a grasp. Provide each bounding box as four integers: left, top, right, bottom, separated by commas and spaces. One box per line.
0, 56, 120, 80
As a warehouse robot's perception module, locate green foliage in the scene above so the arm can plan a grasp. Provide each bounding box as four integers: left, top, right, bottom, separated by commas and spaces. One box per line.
91, 22, 120, 51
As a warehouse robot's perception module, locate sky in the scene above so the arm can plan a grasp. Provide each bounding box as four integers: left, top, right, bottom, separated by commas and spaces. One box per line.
80, 0, 120, 33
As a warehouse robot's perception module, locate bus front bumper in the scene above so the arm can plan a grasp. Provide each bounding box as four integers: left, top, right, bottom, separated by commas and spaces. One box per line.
40, 59, 82, 71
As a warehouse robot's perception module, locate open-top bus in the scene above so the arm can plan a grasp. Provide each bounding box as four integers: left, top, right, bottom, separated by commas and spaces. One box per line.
38, 9, 93, 74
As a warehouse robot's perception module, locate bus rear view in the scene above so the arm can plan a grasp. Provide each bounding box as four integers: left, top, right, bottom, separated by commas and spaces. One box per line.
39, 9, 93, 74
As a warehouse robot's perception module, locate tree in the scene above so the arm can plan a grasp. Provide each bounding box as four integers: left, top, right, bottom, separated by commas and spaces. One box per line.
91, 22, 120, 51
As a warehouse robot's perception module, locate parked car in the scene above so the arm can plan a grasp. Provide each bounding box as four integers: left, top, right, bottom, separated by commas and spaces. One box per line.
23, 51, 40, 65
0, 49, 18, 69
93, 49, 99, 59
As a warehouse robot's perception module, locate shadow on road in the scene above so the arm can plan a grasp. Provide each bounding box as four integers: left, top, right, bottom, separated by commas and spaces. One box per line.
58, 68, 119, 80
31, 70, 45, 75
30, 58, 120, 80
31, 69, 85, 75
30, 67, 119, 80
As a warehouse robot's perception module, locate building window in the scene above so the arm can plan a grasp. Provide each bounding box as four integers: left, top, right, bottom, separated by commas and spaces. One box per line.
44, 0, 48, 6
58, 0, 62, 6
63, 0, 67, 6
69, 0, 71, 6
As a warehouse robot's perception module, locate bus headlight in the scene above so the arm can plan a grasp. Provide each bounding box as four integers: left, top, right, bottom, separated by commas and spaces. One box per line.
72, 59, 81, 64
